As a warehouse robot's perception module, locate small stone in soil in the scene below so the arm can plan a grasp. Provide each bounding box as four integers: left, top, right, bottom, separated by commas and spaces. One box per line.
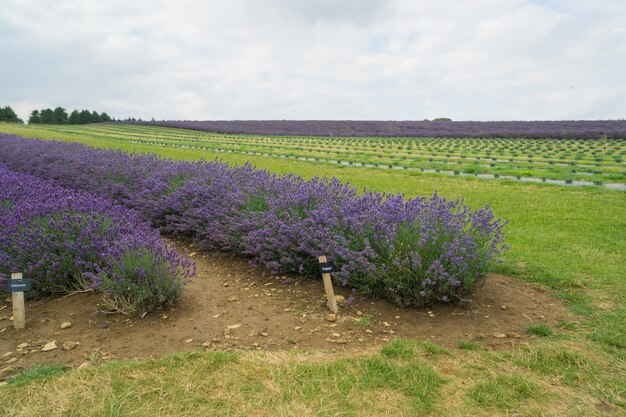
327, 314, 336, 322
227, 296, 238, 302
63, 341, 79, 351
493, 333, 508, 339
60, 322, 73, 330
41, 341, 58, 352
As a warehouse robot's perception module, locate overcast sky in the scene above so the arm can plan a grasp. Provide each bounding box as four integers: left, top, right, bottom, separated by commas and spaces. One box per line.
1, 0, 625, 121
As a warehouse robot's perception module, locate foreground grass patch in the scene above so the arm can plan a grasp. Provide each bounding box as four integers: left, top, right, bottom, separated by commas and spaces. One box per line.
380, 339, 449, 360
525, 323, 554, 338
2, 341, 622, 416
469, 374, 542, 410
272, 355, 444, 415
0, 347, 444, 417
6, 364, 66, 387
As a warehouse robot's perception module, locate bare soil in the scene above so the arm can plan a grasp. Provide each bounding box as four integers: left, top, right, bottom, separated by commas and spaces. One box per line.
0, 245, 571, 378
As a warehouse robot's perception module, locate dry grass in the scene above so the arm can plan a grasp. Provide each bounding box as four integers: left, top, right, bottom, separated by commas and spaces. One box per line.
1, 339, 623, 417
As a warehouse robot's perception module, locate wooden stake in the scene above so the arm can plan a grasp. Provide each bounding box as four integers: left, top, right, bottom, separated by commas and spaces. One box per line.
11, 272, 26, 330
318, 256, 338, 314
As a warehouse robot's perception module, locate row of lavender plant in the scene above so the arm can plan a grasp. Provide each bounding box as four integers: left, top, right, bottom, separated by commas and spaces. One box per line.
128, 119, 626, 139
0, 163, 194, 314
0, 135, 508, 306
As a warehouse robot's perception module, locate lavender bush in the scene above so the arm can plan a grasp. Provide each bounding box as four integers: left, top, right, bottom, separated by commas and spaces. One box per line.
0, 135, 508, 306
0, 164, 194, 314
127, 119, 626, 139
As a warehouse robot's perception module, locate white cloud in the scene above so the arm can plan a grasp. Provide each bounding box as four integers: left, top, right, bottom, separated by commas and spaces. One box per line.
1, 0, 624, 121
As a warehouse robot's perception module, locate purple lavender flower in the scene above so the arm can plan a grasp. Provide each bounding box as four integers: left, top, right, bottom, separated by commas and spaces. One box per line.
0, 163, 194, 313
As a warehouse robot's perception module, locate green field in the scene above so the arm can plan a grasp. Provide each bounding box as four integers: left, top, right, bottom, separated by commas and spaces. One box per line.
1, 123, 624, 416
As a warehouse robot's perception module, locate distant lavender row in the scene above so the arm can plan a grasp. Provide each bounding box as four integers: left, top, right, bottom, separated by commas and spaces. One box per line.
127, 120, 626, 139
0, 135, 508, 306
0, 164, 194, 314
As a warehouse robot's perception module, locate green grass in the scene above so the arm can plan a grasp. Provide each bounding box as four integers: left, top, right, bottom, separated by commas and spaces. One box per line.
6, 364, 66, 387
468, 374, 542, 410
380, 339, 449, 360
0, 347, 445, 417
1, 341, 621, 416
1, 123, 625, 415
526, 324, 554, 338
457, 340, 480, 350
357, 314, 375, 327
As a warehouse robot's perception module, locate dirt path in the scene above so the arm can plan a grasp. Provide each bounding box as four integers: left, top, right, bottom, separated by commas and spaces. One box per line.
0, 245, 571, 377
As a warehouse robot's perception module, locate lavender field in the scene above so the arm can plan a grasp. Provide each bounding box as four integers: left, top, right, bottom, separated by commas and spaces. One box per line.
7, 123, 625, 187
0, 134, 507, 307
0, 124, 624, 417
135, 119, 626, 139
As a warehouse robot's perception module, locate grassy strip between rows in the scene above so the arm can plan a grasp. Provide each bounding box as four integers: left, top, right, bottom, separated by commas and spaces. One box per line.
1, 123, 624, 415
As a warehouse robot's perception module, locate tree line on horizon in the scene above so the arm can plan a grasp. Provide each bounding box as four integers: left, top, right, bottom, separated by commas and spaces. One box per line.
28, 107, 113, 124
0, 105, 142, 125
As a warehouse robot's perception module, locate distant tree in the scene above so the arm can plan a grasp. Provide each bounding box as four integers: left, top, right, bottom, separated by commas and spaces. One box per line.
78, 110, 92, 124
0, 106, 23, 123
68, 110, 80, 124
53, 106, 69, 124
100, 112, 112, 122
90, 111, 101, 123
39, 108, 55, 124
28, 110, 41, 124
433, 117, 452, 121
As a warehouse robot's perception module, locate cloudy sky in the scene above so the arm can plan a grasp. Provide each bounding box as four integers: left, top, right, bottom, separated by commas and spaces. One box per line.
1, 0, 625, 121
